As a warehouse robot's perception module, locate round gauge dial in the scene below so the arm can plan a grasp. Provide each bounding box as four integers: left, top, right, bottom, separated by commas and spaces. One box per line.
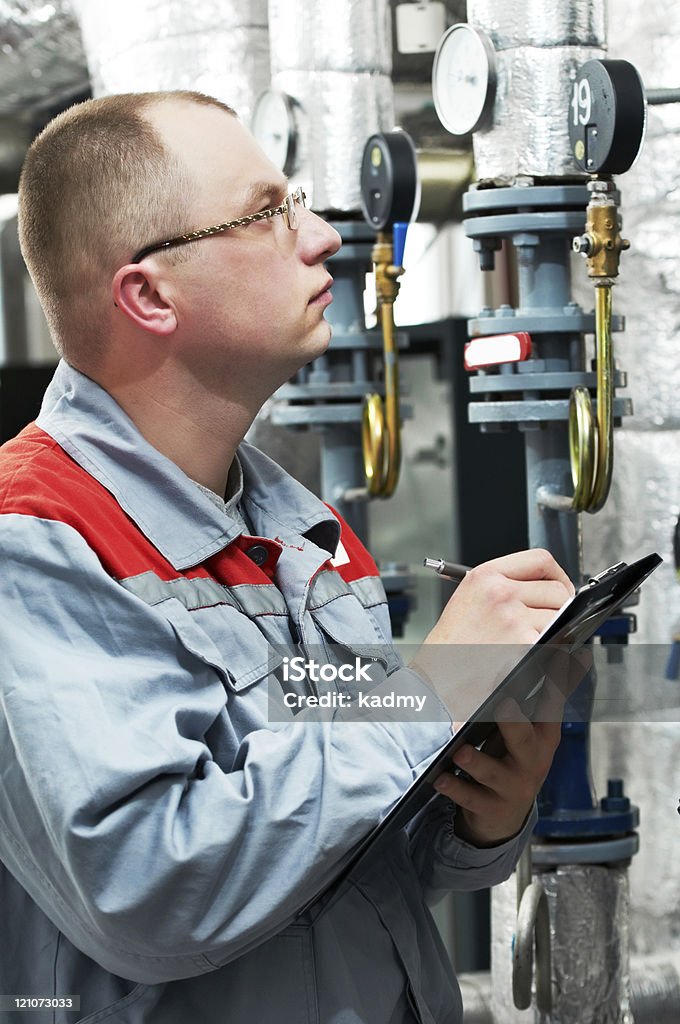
432, 23, 497, 136
359, 131, 418, 231
568, 60, 647, 175
251, 90, 298, 175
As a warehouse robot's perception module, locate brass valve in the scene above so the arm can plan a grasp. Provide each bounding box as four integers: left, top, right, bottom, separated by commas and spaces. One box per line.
372, 238, 403, 304
362, 232, 404, 498
572, 179, 630, 279
570, 179, 628, 513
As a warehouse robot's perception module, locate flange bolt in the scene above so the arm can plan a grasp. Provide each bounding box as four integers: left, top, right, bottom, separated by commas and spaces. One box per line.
600, 778, 630, 812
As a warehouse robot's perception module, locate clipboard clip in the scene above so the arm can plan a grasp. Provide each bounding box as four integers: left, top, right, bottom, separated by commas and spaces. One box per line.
587, 561, 627, 586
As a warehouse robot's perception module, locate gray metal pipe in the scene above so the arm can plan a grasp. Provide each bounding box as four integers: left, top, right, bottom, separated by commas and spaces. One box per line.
646, 87, 680, 104
629, 952, 680, 1023
460, 951, 680, 1023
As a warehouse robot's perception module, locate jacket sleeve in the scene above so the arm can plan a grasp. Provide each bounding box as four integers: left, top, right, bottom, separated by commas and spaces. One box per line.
407, 793, 538, 901
0, 513, 452, 984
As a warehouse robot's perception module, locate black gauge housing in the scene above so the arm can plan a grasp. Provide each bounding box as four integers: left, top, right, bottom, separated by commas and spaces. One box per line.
360, 131, 417, 230
568, 59, 647, 175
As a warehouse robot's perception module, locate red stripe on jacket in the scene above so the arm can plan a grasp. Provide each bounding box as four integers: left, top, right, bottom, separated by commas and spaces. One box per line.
0, 424, 380, 590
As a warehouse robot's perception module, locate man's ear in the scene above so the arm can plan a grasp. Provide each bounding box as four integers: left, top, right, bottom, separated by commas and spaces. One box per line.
112, 264, 178, 336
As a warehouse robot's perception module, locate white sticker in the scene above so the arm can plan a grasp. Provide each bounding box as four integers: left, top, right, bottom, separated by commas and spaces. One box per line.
331, 540, 350, 568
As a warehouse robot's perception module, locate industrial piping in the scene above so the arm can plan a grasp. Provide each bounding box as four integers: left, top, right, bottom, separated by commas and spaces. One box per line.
71, 0, 270, 125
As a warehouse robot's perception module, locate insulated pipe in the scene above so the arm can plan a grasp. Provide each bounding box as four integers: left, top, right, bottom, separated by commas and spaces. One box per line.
579, 0, 680, 964
0, 1, 89, 118
266, 0, 398, 543
468, 0, 606, 179
267, 0, 393, 212
462, 3, 636, 1022
628, 952, 680, 1023
71, 0, 270, 124
459, 951, 680, 1024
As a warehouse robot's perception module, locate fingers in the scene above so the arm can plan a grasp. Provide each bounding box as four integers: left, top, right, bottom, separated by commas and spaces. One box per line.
535, 647, 593, 716
525, 676, 568, 726
432, 646, 589, 847
497, 715, 562, 766
424, 548, 574, 648
526, 608, 565, 637
461, 553, 574, 636
472, 603, 568, 642
433, 712, 558, 844
477, 549, 575, 595
437, 721, 556, 802
489, 694, 558, 762
433, 751, 511, 811
434, 738, 538, 821
516, 579, 576, 611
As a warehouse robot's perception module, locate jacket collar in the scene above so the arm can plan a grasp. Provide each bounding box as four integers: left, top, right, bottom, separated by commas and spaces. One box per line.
37, 361, 340, 571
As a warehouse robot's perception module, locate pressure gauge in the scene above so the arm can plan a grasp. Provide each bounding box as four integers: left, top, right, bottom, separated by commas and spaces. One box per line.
251, 90, 298, 175
432, 23, 497, 136
359, 131, 418, 231
568, 60, 647, 175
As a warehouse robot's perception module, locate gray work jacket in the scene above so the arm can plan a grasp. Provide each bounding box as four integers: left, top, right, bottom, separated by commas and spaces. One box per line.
0, 361, 534, 1023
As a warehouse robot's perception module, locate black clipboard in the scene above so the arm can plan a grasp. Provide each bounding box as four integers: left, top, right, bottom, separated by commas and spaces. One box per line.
300, 552, 662, 914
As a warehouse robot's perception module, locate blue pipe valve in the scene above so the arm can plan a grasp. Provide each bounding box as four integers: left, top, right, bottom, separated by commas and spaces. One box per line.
392, 222, 408, 269
536, 670, 639, 838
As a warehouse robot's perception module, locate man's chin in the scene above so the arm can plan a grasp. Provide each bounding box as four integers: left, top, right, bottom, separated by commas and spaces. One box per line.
305, 322, 333, 361
277, 328, 332, 384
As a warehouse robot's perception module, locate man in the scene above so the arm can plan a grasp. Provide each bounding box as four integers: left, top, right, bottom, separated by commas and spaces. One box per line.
0, 92, 575, 1023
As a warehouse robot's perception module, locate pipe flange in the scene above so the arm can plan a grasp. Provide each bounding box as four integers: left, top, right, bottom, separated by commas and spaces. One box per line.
467, 311, 624, 337
271, 402, 413, 426
463, 184, 592, 214
464, 209, 588, 239
468, 396, 632, 424
532, 833, 639, 866
469, 369, 628, 394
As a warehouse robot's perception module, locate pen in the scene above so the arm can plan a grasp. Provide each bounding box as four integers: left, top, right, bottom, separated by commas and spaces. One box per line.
423, 557, 472, 585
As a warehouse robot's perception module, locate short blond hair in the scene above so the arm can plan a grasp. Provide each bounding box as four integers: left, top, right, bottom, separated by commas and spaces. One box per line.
18, 90, 236, 364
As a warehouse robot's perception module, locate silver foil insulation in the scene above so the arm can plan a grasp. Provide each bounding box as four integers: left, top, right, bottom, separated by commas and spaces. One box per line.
268, 0, 394, 213
467, 0, 606, 179
591, 717, 680, 960
72, 0, 270, 125
577, 0, 680, 645
466, 1, 605, 49
491, 866, 632, 1024
576, 0, 680, 962
0, 1, 89, 116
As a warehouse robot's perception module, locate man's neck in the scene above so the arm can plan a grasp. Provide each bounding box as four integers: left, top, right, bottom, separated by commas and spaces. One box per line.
104, 375, 256, 496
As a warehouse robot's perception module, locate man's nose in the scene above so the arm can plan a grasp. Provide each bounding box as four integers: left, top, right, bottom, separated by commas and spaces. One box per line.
299, 207, 342, 262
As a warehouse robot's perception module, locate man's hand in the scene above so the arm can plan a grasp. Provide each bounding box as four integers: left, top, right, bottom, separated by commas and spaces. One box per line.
432, 650, 591, 846
411, 548, 583, 846
409, 548, 576, 723
423, 549, 575, 647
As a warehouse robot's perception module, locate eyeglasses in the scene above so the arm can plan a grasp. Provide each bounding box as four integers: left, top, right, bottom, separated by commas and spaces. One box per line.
130, 186, 307, 264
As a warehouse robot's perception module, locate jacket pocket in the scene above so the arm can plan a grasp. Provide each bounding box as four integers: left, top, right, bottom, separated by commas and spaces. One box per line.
74, 983, 150, 1023
202, 924, 319, 1024
160, 597, 283, 693
310, 598, 402, 677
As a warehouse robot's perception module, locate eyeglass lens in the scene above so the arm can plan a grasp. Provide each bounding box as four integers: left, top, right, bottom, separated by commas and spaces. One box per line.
284, 187, 307, 230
